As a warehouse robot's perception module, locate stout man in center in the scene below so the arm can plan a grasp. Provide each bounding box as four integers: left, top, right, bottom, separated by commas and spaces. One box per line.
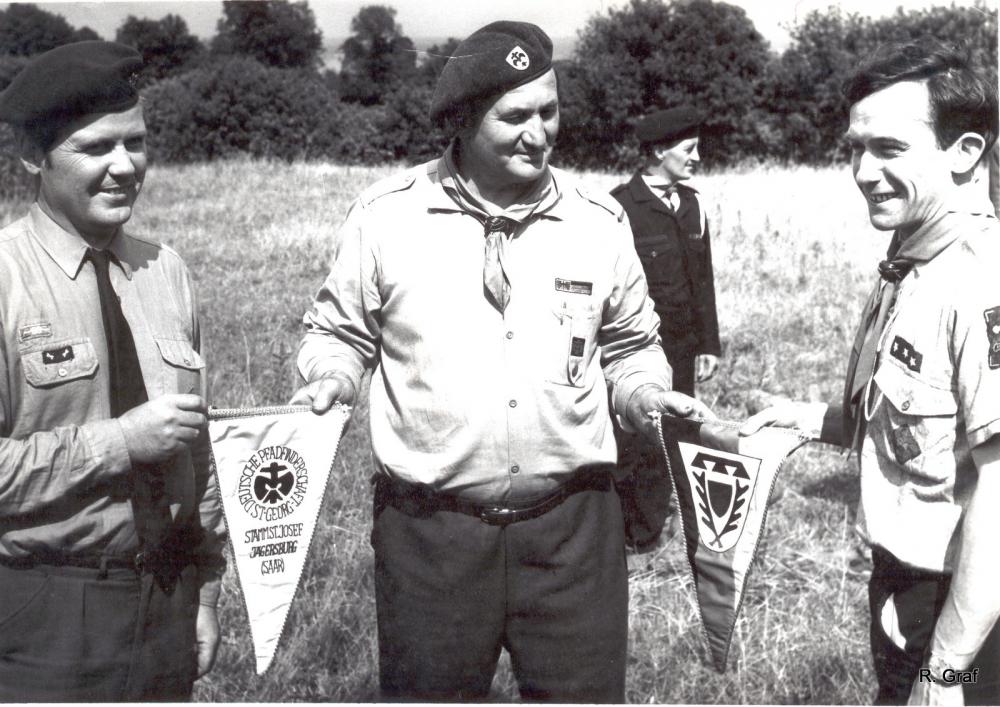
292, 21, 710, 701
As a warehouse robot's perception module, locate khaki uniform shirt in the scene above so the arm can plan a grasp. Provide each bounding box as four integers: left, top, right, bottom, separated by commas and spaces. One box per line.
0, 205, 226, 593
299, 159, 672, 503
858, 211, 1000, 572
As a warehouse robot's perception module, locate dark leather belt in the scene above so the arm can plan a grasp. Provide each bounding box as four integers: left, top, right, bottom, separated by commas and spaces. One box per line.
0, 552, 143, 573
376, 469, 611, 526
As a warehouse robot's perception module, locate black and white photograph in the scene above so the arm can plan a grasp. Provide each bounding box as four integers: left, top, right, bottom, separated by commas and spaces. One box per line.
0, 0, 997, 702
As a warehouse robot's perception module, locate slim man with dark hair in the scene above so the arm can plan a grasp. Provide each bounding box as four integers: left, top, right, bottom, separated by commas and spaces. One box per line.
292, 20, 712, 702
743, 40, 1000, 705
0, 42, 226, 700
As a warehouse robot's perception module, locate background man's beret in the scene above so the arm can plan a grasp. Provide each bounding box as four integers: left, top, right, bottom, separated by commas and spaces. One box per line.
636, 107, 704, 145
430, 21, 553, 127
0, 41, 142, 135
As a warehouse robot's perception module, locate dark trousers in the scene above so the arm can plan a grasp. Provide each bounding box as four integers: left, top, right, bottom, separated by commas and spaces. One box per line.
614, 424, 673, 551
612, 345, 692, 551
666, 350, 696, 397
869, 546, 1000, 705
371, 475, 628, 702
0, 562, 198, 702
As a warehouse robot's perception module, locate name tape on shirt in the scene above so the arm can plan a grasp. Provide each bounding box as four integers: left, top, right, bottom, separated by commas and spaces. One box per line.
18, 322, 52, 343
554, 278, 592, 296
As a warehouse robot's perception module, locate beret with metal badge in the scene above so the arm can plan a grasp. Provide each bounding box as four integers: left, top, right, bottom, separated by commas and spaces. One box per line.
430, 20, 553, 127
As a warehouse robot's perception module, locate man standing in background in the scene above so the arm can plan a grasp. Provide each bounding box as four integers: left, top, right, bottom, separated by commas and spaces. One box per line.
611, 107, 721, 396
293, 21, 711, 702
0, 41, 226, 700
610, 108, 722, 550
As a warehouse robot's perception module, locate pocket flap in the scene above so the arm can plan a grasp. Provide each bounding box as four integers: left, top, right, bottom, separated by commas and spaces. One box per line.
874, 360, 957, 417
155, 337, 205, 371
21, 338, 98, 387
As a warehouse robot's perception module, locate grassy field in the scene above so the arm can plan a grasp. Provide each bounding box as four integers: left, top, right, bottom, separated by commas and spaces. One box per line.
1, 159, 888, 703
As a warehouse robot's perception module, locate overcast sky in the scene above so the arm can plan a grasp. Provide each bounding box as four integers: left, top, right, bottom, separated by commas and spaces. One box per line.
15, 0, 999, 57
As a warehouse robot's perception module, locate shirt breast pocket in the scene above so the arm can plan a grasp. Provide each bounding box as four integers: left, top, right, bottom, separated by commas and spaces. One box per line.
155, 336, 205, 395
874, 361, 957, 483
20, 337, 98, 387
548, 297, 600, 388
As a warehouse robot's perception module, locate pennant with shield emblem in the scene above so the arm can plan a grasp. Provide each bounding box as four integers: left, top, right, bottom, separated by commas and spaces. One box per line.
656, 414, 811, 672
208, 404, 351, 675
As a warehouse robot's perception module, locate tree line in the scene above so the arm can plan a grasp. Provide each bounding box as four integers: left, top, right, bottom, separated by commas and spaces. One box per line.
0, 0, 996, 179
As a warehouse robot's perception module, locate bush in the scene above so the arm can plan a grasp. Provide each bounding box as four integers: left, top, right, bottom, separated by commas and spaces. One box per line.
760, 3, 997, 163
142, 57, 345, 163
557, 0, 771, 171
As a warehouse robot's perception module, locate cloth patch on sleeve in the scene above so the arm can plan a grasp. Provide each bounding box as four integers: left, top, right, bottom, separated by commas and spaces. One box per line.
985, 307, 1000, 370
570, 337, 585, 357
890, 424, 922, 464
889, 336, 923, 373
41, 346, 74, 364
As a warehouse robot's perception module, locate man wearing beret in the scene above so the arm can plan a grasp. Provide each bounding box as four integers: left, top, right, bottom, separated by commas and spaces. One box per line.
293, 20, 711, 702
609, 107, 722, 550
0, 41, 226, 700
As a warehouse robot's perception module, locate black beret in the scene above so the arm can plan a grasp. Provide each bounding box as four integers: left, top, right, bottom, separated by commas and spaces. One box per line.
636, 107, 704, 146
0, 41, 141, 140
430, 21, 553, 127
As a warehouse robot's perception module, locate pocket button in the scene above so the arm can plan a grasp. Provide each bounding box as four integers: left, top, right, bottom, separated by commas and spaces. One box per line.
901, 401, 911, 411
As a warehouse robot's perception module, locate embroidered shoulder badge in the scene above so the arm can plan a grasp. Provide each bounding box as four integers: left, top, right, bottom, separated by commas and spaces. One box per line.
985, 307, 1000, 370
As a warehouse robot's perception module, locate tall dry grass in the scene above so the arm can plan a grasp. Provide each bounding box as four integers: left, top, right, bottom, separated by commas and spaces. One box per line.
1, 159, 891, 703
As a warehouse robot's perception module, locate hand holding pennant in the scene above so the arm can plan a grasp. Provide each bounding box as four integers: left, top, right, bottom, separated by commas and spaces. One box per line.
656, 413, 812, 672
208, 403, 352, 675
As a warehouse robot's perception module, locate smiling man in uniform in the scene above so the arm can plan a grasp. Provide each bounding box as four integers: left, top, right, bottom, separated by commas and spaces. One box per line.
0, 41, 226, 700
292, 20, 711, 702
742, 41, 1000, 705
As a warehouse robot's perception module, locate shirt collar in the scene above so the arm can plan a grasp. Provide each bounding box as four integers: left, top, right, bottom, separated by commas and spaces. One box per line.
891, 206, 996, 265
28, 203, 133, 280
434, 142, 563, 222
640, 174, 674, 192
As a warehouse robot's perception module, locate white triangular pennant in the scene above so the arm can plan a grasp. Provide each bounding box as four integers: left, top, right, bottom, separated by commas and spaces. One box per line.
658, 415, 810, 671
208, 404, 351, 674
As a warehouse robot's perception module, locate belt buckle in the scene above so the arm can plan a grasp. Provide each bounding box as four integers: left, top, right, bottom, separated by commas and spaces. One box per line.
479, 505, 517, 526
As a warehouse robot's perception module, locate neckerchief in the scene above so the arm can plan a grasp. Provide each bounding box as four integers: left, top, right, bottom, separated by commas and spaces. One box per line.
439, 142, 560, 313
842, 209, 974, 450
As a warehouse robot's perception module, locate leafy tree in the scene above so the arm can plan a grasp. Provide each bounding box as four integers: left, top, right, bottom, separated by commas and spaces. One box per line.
339, 5, 416, 105
116, 14, 203, 85
762, 2, 998, 163
416, 37, 460, 85
143, 57, 342, 162
558, 0, 772, 170
0, 3, 81, 56
211, 1, 323, 70
75, 27, 101, 42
